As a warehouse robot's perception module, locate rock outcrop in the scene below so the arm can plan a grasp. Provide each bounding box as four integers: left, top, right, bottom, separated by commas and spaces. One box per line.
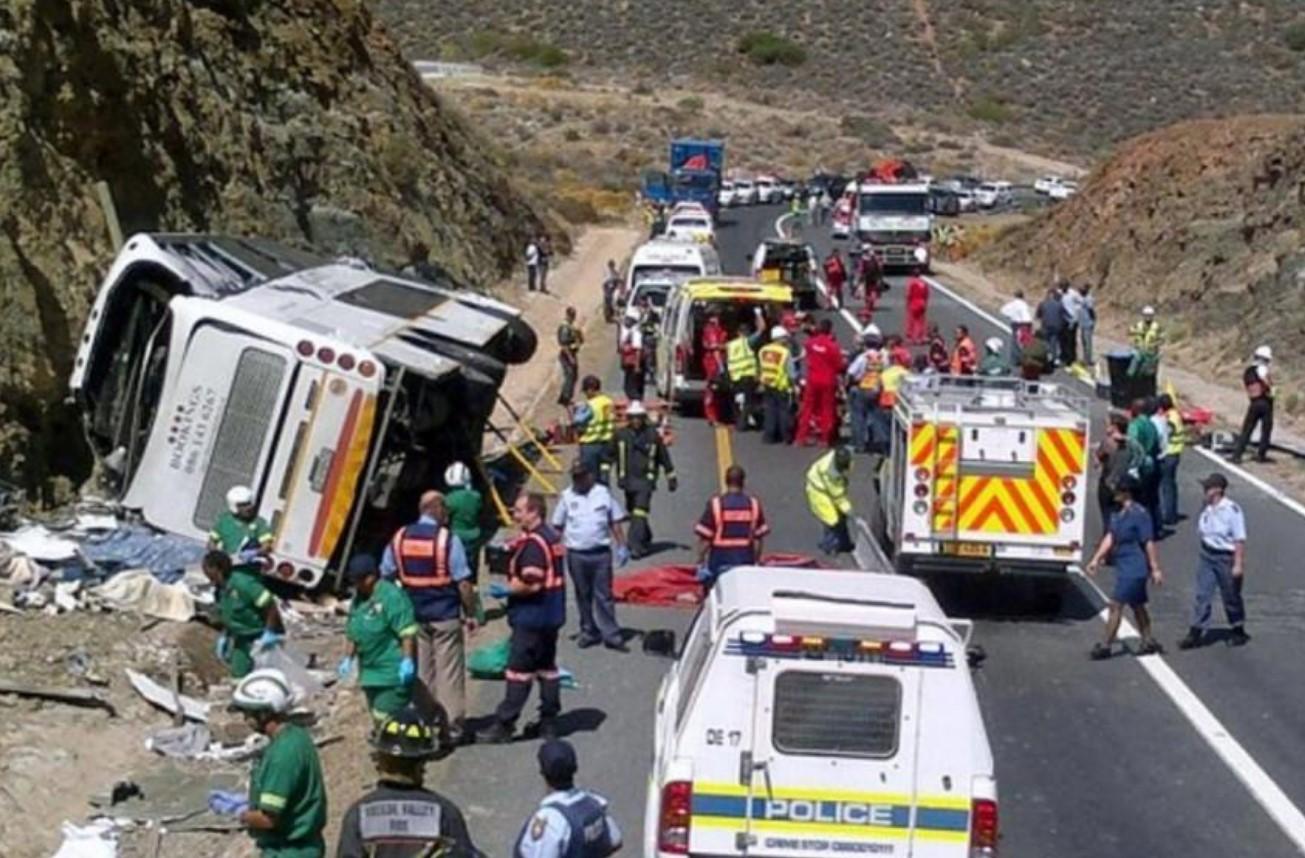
0, 0, 545, 498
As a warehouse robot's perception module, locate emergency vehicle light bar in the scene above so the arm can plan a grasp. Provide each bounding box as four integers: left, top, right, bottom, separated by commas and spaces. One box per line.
730, 632, 952, 668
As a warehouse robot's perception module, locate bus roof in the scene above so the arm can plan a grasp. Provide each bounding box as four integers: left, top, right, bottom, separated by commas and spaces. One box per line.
682, 277, 792, 303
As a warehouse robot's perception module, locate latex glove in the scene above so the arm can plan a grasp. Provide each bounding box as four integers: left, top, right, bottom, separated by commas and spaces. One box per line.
668, 477, 678, 493
615, 545, 631, 568
695, 564, 714, 584
398, 656, 416, 686
214, 633, 231, 661
257, 629, 284, 650
208, 789, 250, 816
487, 582, 511, 600
235, 548, 262, 565
336, 655, 354, 680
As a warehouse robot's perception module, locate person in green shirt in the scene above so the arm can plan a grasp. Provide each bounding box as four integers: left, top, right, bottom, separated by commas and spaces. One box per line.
209, 485, 275, 573
338, 555, 419, 723
209, 668, 328, 858
204, 550, 283, 678
444, 462, 485, 575
1128, 398, 1163, 529
979, 336, 1009, 377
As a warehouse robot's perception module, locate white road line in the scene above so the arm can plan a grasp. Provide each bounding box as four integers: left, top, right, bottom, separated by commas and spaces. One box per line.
1191, 446, 1305, 520
1072, 571, 1305, 852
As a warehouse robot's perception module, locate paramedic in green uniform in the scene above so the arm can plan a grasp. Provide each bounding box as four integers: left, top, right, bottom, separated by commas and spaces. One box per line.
209, 484, 275, 566
205, 552, 283, 679
209, 668, 328, 858
338, 554, 419, 722
444, 462, 485, 575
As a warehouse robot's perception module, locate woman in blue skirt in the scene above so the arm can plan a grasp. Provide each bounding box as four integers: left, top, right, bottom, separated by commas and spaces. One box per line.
1086, 475, 1164, 659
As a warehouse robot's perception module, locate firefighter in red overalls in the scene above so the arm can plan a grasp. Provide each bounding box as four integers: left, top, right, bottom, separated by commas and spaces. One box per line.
700, 311, 728, 425
795, 318, 845, 447
822, 250, 846, 310
858, 244, 884, 323
905, 267, 930, 344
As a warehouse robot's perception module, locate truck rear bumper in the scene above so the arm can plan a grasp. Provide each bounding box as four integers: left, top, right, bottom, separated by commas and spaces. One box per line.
897, 551, 1075, 577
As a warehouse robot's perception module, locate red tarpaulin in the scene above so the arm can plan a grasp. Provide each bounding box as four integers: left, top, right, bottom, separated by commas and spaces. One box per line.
613, 554, 822, 608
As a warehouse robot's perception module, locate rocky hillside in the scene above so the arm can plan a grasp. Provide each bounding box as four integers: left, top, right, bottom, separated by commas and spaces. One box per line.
376, 0, 1305, 156
977, 115, 1305, 410
0, 0, 546, 499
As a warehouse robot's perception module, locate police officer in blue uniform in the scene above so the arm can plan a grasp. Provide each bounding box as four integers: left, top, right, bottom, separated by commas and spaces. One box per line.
515, 740, 622, 858
1179, 472, 1250, 649
693, 465, 770, 588
482, 492, 568, 743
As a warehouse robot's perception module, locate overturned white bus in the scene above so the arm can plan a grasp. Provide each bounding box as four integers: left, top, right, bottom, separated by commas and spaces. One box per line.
69, 234, 536, 587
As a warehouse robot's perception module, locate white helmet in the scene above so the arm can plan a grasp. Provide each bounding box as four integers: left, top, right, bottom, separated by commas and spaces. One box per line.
624, 309, 639, 324
913, 246, 929, 264
862, 323, 882, 339
770, 325, 788, 339
230, 668, 293, 714
625, 400, 648, 417
1141, 305, 1156, 317
444, 462, 471, 488
985, 337, 1003, 353
226, 485, 254, 514
1254, 345, 1273, 362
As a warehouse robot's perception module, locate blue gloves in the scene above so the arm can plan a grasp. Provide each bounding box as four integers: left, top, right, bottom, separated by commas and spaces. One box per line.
235, 548, 262, 565
336, 655, 354, 680
257, 630, 284, 650
214, 634, 231, 661
615, 545, 631, 568
208, 789, 249, 816
398, 656, 416, 685
487, 581, 511, 599
695, 564, 714, 584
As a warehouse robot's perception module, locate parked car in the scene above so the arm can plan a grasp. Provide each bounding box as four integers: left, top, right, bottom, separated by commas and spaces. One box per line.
1048, 180, 1079, 200
929, 187, 962, 217
755, 175, 778, 204
1034, 175, 1063, 195
733, 178, 757, 205
974, 181, 1013, 209
717, 180, 737, 208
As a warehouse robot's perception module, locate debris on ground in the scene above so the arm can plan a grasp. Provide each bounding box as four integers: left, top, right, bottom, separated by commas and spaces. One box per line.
0, 679, 116, 713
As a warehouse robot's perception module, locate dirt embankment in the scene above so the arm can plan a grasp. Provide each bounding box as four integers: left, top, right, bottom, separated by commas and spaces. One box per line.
977, 115, 1305, 418
0, 0, 552, 500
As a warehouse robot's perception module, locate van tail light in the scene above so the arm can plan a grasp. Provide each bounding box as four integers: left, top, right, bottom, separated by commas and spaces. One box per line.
970, 798, 998, 856
658, 780, 692, 854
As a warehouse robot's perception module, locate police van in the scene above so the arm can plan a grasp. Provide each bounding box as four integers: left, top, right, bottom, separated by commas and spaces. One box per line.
644, 567, 997, 858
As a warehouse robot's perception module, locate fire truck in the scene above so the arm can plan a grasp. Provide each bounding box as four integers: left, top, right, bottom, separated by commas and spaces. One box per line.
832, 159, 933, 270
874, 375, 1091, 576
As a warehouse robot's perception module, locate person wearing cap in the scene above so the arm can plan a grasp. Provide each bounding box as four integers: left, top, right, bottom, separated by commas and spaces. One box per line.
758, 325, 797, 445
557, 306, 584, 408
1179, 472, 1250, 649
1085, 475, 1164, 660
381, 492, 477, 744
205, 545, 284, 679
806, 447, 855, 555
340, 555, 420, 724
1128, 305, 1163, 378
515, 740, 622, 858
574, 376, 616, 482
444, 462, 485, 577
552, 459, 629, 651
979, 336, 1008, 376
209, 668, 328, 857
845, 328, 886, 453
613, 400, 677, 559
336, 706, 478, 857
1230, 345, 1275, 464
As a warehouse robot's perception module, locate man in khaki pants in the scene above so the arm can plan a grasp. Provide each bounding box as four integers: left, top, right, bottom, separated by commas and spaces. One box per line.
381, 491, 478, 746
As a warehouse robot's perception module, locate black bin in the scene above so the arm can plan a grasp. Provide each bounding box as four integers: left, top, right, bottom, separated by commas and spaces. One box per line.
1105, 350, 1157, 408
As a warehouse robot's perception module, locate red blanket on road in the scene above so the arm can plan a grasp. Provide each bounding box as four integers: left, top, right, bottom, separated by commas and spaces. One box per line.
613, 554, 821, 607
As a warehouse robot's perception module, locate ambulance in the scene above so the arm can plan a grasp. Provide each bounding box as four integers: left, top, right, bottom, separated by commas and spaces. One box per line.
876, 375, 1091, 576
644, 567, 997, 858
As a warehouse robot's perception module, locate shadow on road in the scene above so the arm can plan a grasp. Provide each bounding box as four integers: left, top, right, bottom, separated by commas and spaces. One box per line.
924, 573, 1099, 623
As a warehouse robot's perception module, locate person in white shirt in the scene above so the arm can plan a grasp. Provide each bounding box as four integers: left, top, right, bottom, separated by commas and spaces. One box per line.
1060, 281, 1084, 365
1078, 284, 1097, 366
1000, 290, 1033, 363
525, 240, 541, 292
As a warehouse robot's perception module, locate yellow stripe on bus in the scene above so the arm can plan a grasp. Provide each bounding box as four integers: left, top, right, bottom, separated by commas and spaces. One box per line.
317, 393, 377, 560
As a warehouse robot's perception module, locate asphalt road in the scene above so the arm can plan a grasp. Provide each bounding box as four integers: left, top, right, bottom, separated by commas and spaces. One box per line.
428, 204, 1305, 857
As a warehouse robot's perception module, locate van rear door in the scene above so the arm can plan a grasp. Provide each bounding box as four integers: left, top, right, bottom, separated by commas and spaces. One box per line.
744, 656, 955, 856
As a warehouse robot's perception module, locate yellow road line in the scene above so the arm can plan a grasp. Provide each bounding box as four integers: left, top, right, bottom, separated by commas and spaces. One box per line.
715, 425, 733, 492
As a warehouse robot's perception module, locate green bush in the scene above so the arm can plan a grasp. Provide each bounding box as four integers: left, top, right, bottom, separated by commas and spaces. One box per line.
737, 31, 807, 66
840, 114, 899, 147
466, 30, 570, 68
677, 96, 705, 113
967, 95, 1012, 124
1285, 22, 1305, 52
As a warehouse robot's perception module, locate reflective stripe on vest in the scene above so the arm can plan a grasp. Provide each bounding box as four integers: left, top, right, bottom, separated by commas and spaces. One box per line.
391, 526, 452, 588
757, 343, 791, 391
510, 531, 566, 591
579, 394, 615, 444
711, 494, 761, 549
727, 336, 757, 381
858, 353, 885, 391
879, 365, 908, 406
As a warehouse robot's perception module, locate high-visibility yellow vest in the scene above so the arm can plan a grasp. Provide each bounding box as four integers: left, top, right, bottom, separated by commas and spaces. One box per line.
727, 336, 757, 381
1165, 408, 1186, 456
858, 352, 885, 392
578, 394, 615, 444
879, 365, 909, 406
805, 450, 852, 527
757, 342, 792, 392
1130, 320, 1163, 352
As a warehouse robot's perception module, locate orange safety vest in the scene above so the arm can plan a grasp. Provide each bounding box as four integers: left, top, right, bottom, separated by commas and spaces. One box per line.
951, 337, 977, 375
710, 494, 762, 549
879, 365, 908, 407
858, 352, 885, 391
390, 525, 452, 588
510, 531, 567, 591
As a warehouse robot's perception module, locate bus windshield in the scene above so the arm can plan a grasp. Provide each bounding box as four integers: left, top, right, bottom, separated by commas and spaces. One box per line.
859, 192, 928, 214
